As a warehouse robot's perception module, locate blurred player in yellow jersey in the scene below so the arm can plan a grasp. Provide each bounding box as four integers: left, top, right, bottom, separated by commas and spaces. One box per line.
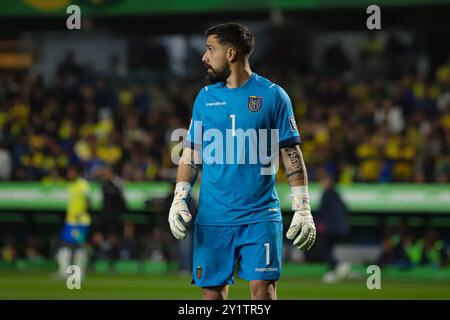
56, 166, 92, 278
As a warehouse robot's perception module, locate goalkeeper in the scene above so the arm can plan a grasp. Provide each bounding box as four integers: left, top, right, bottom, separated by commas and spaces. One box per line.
169, 23, 316, 300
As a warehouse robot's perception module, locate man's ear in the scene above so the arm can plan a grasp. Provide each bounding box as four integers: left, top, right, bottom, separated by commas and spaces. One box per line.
227, 47, 238, 63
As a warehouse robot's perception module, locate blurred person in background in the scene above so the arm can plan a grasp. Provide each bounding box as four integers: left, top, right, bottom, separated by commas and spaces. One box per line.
119, 222, 138, 260
306, 170, 351, 283
402, 228, 448, 268
377, 220, 410, 267
421, 228, 448, 267
98, 165, 126, 260
56, 166, 91, 279
141, 226, 172, 263
1, 237, 17, 263
25, 235, 44, 262
0, 142, 12, 180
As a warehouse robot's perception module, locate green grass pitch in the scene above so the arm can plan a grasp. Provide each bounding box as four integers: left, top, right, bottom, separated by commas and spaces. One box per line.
0, 271, 449, 299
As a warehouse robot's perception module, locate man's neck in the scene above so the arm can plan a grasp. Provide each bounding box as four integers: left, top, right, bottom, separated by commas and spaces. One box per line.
225, 63, 252, 89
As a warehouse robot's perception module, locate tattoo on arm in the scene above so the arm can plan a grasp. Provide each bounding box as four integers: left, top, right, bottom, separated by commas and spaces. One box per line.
177, 148, 200, 184
282, 145, 308, 186
187, 162, 199, 172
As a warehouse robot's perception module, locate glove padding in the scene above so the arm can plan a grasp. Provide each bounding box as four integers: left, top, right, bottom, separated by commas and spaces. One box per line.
168, 182, 192, 240
286, 194, 316, 251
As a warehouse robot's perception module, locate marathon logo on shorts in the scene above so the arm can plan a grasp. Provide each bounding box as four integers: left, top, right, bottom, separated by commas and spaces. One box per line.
288, 115, 298, 132
248, 96, 262, 112
196, 266, 202, 279
255, 267, 279, 272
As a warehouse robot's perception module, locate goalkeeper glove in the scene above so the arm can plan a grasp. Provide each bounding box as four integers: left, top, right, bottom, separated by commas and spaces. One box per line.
286, 189, 316, 251
168, 182, 192, 240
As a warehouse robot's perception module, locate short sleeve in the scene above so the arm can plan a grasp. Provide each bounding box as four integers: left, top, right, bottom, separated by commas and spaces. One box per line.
183, 89, 204, 150
273, 85, 301, 148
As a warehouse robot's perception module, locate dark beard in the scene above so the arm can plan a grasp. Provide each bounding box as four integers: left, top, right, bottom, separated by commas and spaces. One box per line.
205, 63, 231, 84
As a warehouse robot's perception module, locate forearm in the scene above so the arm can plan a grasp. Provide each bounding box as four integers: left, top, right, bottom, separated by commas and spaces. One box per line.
169, 149, 196, 240
176, 147, 200, 184
282, 144, 316, 251
281, 144, 308, 188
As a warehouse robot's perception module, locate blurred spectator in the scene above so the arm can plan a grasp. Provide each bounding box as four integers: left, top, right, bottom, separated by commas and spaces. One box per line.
323, 42, 351, 76
0, 143, 12, 180
25, 235, 44, 262
141, 226, 172, 262
421, 229, 448, 267
385, 29, 414, 80
305, 171, 351, 283
98, 165, 126, 239
91, 231, 119, 261
377, 222, 448, 269
377, 220, 410, 267
436, 53, 450, 86
119, 222, 138, 260
1, 238, 17, 262
404, 229, 448, 268
57, 50, 83, 93
359, 33, 385, 78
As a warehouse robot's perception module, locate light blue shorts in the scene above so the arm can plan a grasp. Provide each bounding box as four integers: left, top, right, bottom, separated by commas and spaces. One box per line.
192, 221, 283, 287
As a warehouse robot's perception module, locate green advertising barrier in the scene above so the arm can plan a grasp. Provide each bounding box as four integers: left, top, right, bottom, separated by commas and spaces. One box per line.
273, 183, 450, 213
193, 183, 450, 213
0, 182, 172, 211
0, 182, 448, 213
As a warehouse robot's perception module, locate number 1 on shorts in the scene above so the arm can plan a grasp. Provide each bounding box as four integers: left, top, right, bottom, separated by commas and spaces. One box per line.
264, 242, 270, 265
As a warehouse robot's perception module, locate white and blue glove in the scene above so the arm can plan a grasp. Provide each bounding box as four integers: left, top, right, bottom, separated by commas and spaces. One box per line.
168, 182, 192, 240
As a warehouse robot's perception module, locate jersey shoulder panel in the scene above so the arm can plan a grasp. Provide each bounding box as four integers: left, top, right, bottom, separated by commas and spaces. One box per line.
271, 83, 291, 104
196, 86, 209, 98
252, 74, 284, 100
253, 73, 277, 90
192, 86, 209, 117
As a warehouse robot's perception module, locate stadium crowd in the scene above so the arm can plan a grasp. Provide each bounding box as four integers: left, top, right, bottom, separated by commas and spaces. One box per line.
0, 34, 449, 269
0, 47, 449, 184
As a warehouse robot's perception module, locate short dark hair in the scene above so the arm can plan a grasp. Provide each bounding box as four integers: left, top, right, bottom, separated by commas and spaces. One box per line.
206, 23, 255, 60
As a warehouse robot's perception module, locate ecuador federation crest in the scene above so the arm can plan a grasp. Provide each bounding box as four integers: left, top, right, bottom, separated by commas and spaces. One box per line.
248, 96, 262, 112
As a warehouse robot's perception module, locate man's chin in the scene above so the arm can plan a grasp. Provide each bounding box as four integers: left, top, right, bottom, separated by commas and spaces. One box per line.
206, 74, 221, 84
206, 68, 230, 84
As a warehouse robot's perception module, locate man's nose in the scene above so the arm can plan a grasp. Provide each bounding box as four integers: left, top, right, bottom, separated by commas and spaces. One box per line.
202, 52, 208, 63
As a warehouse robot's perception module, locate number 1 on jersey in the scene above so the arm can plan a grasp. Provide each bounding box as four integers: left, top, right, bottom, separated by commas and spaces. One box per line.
230, 114, 236, 137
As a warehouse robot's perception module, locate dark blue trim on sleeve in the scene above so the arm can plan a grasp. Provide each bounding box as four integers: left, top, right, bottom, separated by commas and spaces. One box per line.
279, 136, 301, 149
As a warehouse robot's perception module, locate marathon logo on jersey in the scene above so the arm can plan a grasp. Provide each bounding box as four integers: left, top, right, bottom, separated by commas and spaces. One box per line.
196, 266, 203, 279
248, 96, 262, 112
206, 101, 226, 107
288, 115, 298, 132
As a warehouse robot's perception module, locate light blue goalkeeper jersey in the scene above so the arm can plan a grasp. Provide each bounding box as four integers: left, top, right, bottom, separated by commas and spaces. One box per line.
185, 72, 301, 226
